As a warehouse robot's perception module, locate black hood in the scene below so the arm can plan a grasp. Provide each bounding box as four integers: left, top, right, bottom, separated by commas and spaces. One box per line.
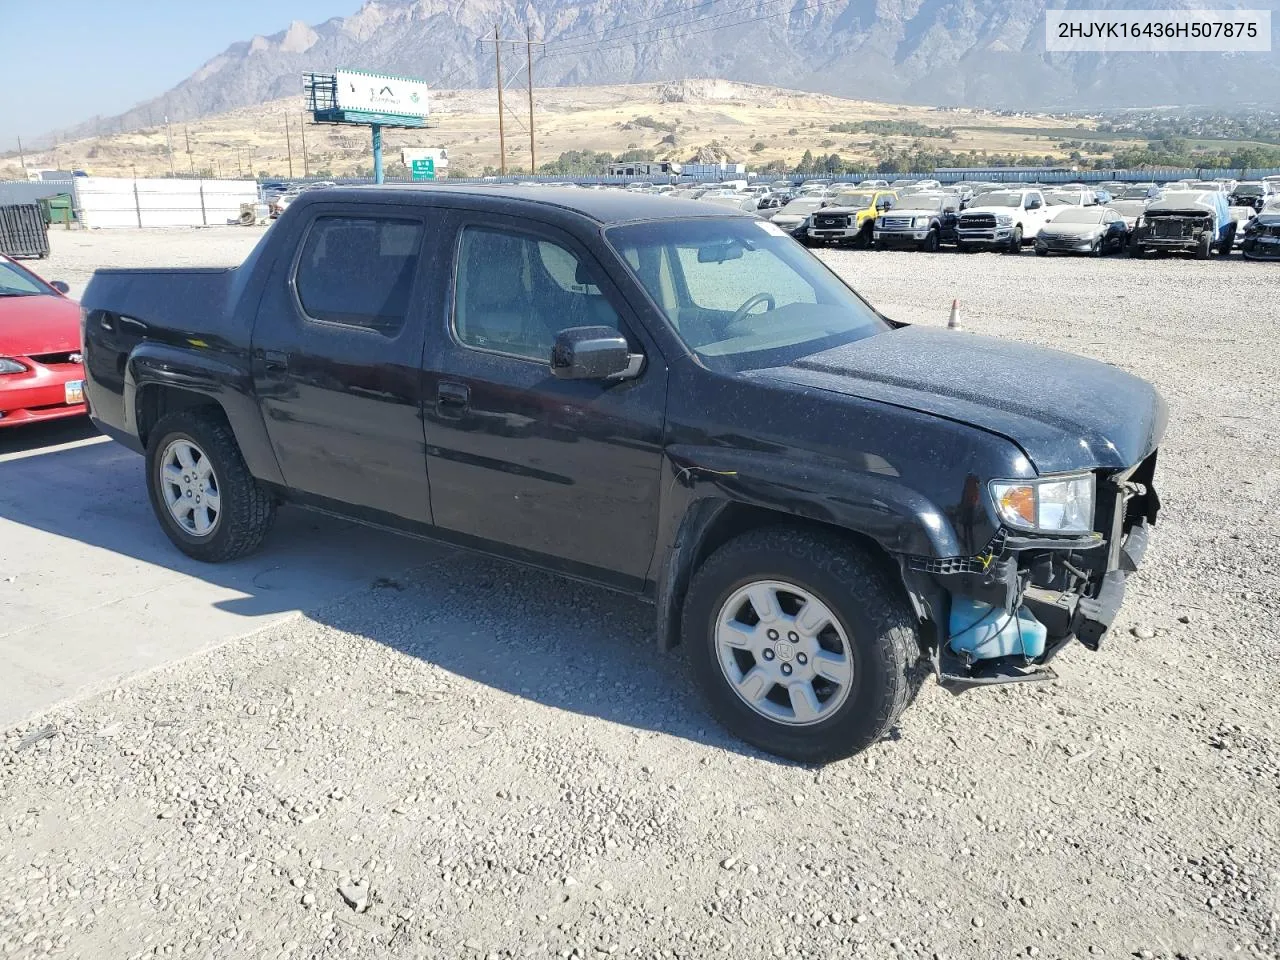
758, 326, 1167, 474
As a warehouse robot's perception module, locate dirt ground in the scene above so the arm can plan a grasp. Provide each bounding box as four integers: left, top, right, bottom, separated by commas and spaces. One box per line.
0, 79, 1104, 181
2, 226, 1278, 960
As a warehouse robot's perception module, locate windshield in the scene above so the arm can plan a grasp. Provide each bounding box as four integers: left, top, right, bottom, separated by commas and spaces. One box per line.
607, 218, 889, 372
831, 193, 874, 209
1053, 208, 1104, 224
971, 192, 1022, 207
1234, 184, 1264, 196
903, 197, 944, 212
0, 259, 49, 297
1108, 201, 1146, 217
1118, 187, 1152, 199
778, 198, 823, 214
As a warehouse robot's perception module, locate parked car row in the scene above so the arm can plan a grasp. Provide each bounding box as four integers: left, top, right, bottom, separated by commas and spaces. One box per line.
752, 183, 1280, 260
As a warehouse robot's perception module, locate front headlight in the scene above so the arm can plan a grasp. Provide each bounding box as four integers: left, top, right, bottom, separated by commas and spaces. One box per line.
990, 474, 1095, 534
0, 357, 27, 375
996, 214, 1014, 225
913, 216, 930, 228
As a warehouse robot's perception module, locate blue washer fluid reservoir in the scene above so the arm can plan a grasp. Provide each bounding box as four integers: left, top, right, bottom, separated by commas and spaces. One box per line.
948, 597, 1047, 661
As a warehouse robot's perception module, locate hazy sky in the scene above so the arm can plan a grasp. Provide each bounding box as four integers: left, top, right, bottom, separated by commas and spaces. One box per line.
0, 0, 355, 150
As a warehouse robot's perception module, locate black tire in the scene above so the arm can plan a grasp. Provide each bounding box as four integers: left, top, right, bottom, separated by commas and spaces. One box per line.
682, 527, 924, 764
1195, 233, 1212, 259
145, 409, 276, 562
1005, 226, 1023, 254
1218, 223, 1236, 256
1090, 238, 1102, 257
919, 228, 940, 253
1126, 241, 1144, 258
1034, 247, 1048, 257
856, 223, 874, 249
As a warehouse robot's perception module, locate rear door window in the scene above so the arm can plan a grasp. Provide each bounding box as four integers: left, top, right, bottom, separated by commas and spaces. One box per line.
294, 216, 423, 333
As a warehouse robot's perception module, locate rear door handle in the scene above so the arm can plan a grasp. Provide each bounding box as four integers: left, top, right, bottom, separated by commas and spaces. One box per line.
436, 381, 469, 418
262, 350, 289, 372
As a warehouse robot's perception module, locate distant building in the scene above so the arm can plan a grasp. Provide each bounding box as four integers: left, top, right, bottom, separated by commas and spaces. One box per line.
605, 160, 681, 177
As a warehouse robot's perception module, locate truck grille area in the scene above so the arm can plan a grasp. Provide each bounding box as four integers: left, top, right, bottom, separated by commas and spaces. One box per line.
813, 215, 848, 229
880, 216, 914, 230
1152, 219, 1189, 239
960, 214, 997, 229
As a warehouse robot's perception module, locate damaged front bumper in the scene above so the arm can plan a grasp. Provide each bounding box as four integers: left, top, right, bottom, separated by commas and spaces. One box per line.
908, 452, 1160, 691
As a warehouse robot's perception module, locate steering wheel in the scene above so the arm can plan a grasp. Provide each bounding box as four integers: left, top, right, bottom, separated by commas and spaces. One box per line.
729, 292, 776, 327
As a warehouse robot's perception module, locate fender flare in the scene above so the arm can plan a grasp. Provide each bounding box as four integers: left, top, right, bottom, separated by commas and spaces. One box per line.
126, 343, 284, 485
651, 448, 963, 649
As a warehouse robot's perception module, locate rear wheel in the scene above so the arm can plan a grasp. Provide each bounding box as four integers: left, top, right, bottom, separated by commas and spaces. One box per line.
146, 410, 276, 562
1218, 223, 1237, 256
683, 527, 923, 763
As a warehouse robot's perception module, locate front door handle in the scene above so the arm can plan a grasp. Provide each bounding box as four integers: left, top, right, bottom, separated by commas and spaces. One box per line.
436, 381, 469, 418
262, 350, 289, 372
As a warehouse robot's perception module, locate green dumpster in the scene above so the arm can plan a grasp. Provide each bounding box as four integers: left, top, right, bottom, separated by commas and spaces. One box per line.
37, 194, 74, 225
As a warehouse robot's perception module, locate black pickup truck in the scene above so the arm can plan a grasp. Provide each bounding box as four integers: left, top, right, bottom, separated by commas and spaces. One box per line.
81, 186, 1165, 763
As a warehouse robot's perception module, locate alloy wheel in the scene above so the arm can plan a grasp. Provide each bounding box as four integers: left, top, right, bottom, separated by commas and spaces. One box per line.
159, 439, 221, 537
714, 580, 855, 726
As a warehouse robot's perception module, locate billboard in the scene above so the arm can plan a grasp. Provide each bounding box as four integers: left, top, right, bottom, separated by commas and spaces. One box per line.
334, 69, 430, 119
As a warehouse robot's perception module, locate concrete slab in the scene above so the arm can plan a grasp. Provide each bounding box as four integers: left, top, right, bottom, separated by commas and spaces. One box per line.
0, 420, 453, 727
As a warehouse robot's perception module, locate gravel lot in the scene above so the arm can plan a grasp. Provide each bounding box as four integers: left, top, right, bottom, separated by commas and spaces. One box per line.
3, 227, 1278, 960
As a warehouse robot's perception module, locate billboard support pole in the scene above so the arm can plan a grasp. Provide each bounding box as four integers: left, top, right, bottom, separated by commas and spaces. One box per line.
372, 124, 384, 184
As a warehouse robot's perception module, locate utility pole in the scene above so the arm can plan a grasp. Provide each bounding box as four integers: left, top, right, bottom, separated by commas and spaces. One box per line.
185, 125, 195, 176
16, 135, 26, 176
526, 25, 536, 174
165, 116, 175, 176
493, 26, 506, 174
299, 112, 309, 178
283, 114, 294, 179
480, 26, 544, 176
236, 147, 242, 178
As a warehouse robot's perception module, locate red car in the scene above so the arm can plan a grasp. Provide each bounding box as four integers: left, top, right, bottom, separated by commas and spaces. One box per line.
0, 255, 86, 428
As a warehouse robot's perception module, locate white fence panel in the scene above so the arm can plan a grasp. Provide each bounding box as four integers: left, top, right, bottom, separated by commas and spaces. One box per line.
76, 177, 257, 228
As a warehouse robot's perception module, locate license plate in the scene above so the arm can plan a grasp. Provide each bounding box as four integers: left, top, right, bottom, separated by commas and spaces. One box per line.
65, 380, 84, 405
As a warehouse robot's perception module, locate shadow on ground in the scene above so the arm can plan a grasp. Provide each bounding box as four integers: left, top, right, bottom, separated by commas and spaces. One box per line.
0, 426, 763, 759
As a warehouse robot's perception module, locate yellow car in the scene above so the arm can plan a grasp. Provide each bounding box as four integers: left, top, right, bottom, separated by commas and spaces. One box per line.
806, 190, 899, 246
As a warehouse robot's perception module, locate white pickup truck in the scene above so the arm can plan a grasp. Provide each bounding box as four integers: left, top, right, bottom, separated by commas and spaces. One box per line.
956, 188, 1054, 253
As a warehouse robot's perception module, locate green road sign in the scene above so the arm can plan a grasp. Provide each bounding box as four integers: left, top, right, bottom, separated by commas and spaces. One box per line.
411, 158, 435, 181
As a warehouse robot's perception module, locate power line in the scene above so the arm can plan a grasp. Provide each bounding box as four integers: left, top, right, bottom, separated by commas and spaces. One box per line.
545, 0, 760, 56
544, 0, 813, 58
549, 0, 738, 45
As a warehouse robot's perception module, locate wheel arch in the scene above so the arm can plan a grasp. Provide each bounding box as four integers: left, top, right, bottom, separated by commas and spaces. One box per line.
125, 343, 284, 485
655, 498, 923, 652
135, 383, 226, 451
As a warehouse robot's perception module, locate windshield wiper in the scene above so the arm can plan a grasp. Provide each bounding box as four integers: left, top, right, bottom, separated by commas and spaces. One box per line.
0, 291, 40, 298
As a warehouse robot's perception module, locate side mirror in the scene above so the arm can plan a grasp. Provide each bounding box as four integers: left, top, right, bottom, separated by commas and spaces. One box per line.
550, 326, 631, 380
51, 280, 70, 294
1027, 199, 1042, 210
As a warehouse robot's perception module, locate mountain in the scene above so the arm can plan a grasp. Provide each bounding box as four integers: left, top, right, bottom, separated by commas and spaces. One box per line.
51, 0, 1280, 142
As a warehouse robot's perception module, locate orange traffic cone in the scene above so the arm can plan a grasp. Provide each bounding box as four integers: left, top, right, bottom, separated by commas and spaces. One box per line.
947, 299, 961, 330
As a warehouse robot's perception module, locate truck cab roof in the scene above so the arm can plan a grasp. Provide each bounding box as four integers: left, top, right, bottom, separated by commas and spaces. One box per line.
303, 183, 751, 227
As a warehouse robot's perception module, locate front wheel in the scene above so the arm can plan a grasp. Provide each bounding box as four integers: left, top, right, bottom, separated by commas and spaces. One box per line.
1195, 233, 1212, 259
146, 410, 276, 562
919, 228, 940, 253
1005, 226, 1023, 254
682, 527, 923, 763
